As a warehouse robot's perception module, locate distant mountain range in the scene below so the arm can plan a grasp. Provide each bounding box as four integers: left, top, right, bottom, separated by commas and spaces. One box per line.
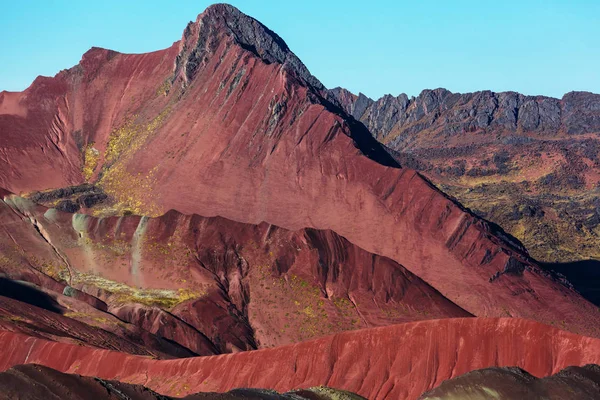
329, 87, 600, 263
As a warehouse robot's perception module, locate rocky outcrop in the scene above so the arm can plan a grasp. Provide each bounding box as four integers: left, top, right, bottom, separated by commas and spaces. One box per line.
1, 318, 600, 400
175, 3, 323, 90
329, 87, 600, 143
0, 364, 365, 400
419, 364, 600, 400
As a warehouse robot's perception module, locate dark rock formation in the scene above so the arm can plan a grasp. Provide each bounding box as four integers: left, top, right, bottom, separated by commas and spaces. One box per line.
175, 4, 323, 90
329, 88, 600, 142
29, 184, 107, 211
419, 364, 600, 400
55, 199, 80, 213
0, 364, 366, 400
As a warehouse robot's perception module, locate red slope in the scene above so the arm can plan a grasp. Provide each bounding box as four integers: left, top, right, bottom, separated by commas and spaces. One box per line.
0, 46, 180, 193
1, 193, 469, 352
0, 293, 187, 358
0, 4, 599, 335
1, 318, 599, 400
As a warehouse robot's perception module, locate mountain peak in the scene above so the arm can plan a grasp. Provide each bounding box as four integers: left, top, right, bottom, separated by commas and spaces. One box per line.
174, 3, 323, 90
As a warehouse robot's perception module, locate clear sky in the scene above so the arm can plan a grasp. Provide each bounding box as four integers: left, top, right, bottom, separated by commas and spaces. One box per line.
1, 0, 599, 99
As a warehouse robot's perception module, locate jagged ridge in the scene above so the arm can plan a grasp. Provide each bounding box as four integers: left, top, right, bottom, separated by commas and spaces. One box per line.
329, 87, 600, 144
175, 4, 324, 90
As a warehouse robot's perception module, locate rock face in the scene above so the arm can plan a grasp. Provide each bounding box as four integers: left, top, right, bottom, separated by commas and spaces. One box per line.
0, 364, 366, 400
329, 87, 600, 142
328, 87, 600, 263
419, 364, 600, 400
175, 4, 324, 91
1, 318, 600, 400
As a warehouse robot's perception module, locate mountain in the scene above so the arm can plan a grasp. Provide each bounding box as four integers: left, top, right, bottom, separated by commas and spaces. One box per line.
328, 87, 600, 140
1, 3, 599, 336
1, 318, 600, 400
1, 3, 600, 400
328, 87, 600, 263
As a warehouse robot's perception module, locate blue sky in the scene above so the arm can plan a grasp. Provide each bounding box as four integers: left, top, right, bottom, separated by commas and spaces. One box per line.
1, 0, 598, 99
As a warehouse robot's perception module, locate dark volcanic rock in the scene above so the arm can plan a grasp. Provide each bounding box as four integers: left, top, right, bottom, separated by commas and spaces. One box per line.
77, 192, 108, 208
29, 184, 98, 203
55, 199, 80, 213
419, 364, 600, 400
329, 87, 600, 140
175, 3, 323, 90
0, 364, 365, 400
29, 184, 107, 210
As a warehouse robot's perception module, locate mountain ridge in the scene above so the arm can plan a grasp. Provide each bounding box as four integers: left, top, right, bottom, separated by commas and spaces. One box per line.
328, 87, 600, 146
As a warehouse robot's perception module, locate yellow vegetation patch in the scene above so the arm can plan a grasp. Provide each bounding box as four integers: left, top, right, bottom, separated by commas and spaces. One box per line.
63, 311, 114, 326
156, 79, 171, 97
97, 108, 171, 216
143, 230, 193, 266
82, 144, 100, 181
0, 254, 11, 267
0, 315, 26, 323
72, 272, 205, 309
104, 109, 170, 164
104, 117, 139, 164
95, 166, 161, 216
81, 236, 130, 257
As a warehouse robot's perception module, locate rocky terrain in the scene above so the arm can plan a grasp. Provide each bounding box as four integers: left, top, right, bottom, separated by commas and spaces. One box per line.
0, 364, 365, 400
420, 364, 600, 400
0, 3, 599, 400
329, 87, 600, 263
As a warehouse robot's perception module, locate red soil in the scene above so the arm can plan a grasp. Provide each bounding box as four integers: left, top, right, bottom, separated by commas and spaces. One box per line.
1, 318, 599, 400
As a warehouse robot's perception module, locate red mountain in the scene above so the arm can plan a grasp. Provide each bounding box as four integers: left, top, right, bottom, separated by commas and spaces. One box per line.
1, 3, 598, 335
0, 3, 600, 400
0, 193, 468, 355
